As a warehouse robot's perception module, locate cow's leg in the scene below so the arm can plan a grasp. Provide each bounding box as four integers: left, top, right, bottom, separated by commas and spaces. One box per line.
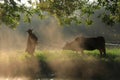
75, 48, 83, 54
99, 48, 106, 57
99, 49, 102, 57
79, 48, 84, 54
75, 50, 81, 54
103, 48, 106, 56
81, 50, 84, 54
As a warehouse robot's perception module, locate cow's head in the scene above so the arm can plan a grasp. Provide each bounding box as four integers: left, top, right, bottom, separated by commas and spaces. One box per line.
63, 41, 80, 51
75, 36, 84, 41
75, 37, 80, 41
63, 42, 72, 50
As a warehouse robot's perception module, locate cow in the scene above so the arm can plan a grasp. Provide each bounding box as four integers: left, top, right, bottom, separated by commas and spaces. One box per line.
63, 36, 106, 56
25, 29, 38, 55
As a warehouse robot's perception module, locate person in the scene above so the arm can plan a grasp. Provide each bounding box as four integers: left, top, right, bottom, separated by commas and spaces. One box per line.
26, 29, 38, 55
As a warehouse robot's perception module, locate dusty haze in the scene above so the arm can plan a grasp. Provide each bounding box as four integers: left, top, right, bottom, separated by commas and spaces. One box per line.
0, 14, 119, 79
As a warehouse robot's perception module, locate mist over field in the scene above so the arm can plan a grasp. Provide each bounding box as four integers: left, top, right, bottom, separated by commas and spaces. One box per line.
0, 12, 120, 80
0, 16, 117, 49
0, 14, 120, 50
17, 14, 120, 50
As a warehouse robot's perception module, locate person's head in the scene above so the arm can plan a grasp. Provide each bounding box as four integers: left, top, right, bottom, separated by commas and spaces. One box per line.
27, 29, 33, 33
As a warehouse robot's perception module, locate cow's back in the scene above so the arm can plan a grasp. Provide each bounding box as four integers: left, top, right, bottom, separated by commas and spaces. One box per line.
82, 36, 105, 50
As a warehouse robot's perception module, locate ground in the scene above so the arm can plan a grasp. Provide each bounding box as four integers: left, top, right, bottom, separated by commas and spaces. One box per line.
0, 48, 120, 80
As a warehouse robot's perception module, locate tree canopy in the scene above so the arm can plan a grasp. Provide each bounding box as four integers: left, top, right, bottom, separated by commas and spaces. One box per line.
0, 0, 120, 28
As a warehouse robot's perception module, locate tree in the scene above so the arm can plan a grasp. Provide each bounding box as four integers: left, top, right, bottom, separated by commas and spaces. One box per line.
97, 0, 120, 26
0, 0, 37, 28
0, 0, 120, 28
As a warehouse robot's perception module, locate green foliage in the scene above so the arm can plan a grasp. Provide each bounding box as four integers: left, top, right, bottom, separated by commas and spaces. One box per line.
0, 2, 20, 28
0, 0, 120, 28
86, 18, 93, 25
97, 0, 120, 26
37, 0, 120, 26
38, 0, 95, 25
39, 0, 120, 26
0, 0, 41, 28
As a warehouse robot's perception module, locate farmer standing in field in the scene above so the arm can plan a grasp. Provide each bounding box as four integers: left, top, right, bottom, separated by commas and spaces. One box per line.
26, 29, 38, 55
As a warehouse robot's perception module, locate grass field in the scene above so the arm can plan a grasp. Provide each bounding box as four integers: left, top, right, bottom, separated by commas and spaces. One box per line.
0, 48, 120, 80
31, 48, 120, 80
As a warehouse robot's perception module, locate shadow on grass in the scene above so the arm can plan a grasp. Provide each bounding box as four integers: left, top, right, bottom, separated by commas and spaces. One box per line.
26, 50, 120, 80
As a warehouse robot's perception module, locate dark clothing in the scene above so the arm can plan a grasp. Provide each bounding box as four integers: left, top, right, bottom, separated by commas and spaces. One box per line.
26, 31, 38, 55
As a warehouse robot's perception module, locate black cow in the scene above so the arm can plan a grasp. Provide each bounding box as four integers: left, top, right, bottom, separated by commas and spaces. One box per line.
63, 36, 106, 56
25, 29, 38, 55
